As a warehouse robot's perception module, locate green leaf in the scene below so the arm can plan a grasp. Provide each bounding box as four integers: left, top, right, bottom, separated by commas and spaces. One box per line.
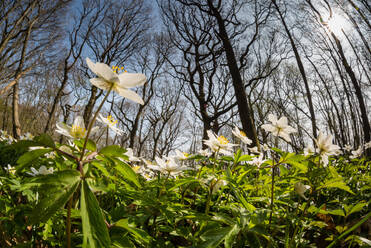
99, 145, 126, 157
34, 134, 55, 148
24, 170, 80, 188
29, 172, 80, 224
200, 226, 235, 248
237, 154, 252, 163
318, 179, 354, 194
168, 177, 199, 191
16, 148, 53, 170
347, 201, 367, 217
80, 180, 110, 248
115, 219, 151, 245
230, 186, 256, 212
114, 159, 141, 188
224, 225, 240, 248
286, 160, 307, 173
74, 139, 96, 152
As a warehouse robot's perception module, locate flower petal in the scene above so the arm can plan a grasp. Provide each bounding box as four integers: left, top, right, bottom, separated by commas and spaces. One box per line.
114, 87, 144, 105
118, 73, 146, 88
89, 78, 112, 91
268, 114, 277, 124
73, 116, 85, 129
86, 58, 119, 83
56, 123, 73, 138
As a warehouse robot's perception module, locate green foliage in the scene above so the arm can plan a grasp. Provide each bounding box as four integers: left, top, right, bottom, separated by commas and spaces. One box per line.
81, 180, 111, 248
1, 133, 370, 247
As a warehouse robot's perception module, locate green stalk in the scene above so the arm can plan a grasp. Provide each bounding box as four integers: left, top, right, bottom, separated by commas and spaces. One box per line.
66, 196, 73, 248
327, 211, 371, 248
79, 85, 113, 163
268, 164, 275, 225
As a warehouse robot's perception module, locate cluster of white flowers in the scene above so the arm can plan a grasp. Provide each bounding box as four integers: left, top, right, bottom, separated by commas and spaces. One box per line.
145, 156, 190, 176
0, 130, 16, 144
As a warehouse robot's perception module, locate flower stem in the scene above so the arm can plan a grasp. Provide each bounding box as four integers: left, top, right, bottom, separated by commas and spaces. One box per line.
79, 85, 113, 163
268, 165, 275, 225
66, 196, 73, 248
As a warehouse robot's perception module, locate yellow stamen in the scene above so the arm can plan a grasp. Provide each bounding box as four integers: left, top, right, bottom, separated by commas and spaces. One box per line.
71, 125, 86, 139
132, 165, 140, 173
106, 115, 118, 125
218, 135, 229, 145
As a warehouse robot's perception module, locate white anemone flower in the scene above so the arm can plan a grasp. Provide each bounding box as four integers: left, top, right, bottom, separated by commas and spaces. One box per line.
97, 114, 124, 136
86, 58, 146, 105
232, 126, 252, 145
315, 132, 340, 166
124, 148, 140, 162
248, 146, 260, 154
203, 130, 236, 155
350, 146, 363, 159
262, 144, 270, 151
261, 114, 296, 142
294, 182, 311, 200
198, 149, 212, 157
147, 157, 189, 175
5, 164, 16, 175
364, 141, 371, 150
303, 146, 315, 156
247, 154, 267, 168
27, 166, 54, 176
175, 150, 190, 160
344, 144, 352, 152
212, 179, 228, 195
20, 132, 34, 140
56, 116, 98, 139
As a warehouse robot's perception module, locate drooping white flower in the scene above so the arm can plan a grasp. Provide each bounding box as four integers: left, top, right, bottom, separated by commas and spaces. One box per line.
212, 179, 228, 195
315, 132, 340, 166
294, 182, 310, 200
4, 164, 16, 175
203, 130, 236, 155
344, 144, 352, 152
247, 154, 267, 168
261, 114, 296, 142
350, 146, 363, 159
364, 141, 371, 150
262, 144, 270, 151
198, 149, 212, 157
232, 126, 252, 145
97, 114, 124, 136
248, 146, 260, 154
147, 157, 189, 175
27, 166, 54, 176
124, 148, 140, 162
303, 146, 315, 156
56, 116, 98, 139
86, 58, 146, 105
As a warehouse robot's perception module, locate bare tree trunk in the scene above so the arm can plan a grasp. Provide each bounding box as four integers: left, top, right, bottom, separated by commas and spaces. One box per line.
206, 0, 259, 148
331, 33, 370, 145
272, 0, 317, 141
44, 66, 68, 132
12, 83, 21, 138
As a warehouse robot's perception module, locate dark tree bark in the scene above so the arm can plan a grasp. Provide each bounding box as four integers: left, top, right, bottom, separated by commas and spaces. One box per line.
272, 0, 317, 141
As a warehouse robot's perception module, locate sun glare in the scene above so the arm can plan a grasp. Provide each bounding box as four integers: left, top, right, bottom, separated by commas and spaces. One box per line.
327, 13, 351, 37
